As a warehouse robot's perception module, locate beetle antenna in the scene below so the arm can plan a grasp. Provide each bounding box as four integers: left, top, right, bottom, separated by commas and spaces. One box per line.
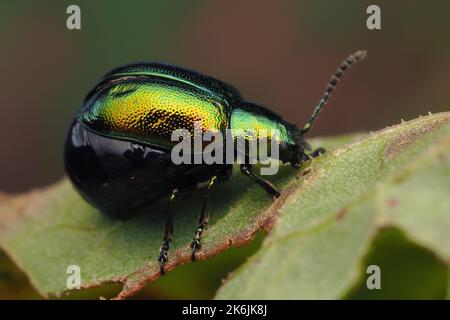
301, 50, 366, 134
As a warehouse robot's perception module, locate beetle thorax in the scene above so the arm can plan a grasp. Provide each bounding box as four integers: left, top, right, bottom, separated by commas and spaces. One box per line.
229, 102, 307, 167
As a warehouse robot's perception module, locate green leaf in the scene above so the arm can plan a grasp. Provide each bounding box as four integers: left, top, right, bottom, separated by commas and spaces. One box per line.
0, 113, 448, 299
0, 137, 355, 299
216, 112, 450, 299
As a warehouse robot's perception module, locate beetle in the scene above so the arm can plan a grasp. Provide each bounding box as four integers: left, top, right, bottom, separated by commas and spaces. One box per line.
65, 50, 366, 273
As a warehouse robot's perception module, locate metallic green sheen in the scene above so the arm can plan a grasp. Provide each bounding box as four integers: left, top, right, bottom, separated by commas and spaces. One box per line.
229, 104, 298, 145
79, 78, 229, 149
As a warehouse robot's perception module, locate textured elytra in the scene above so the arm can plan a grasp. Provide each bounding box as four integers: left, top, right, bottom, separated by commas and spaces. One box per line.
81, 80, 229, 148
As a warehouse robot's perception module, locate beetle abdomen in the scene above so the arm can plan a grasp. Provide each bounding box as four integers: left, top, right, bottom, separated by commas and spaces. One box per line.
65, 120, 230, 218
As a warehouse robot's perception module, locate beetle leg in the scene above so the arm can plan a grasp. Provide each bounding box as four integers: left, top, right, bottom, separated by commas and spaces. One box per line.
159, 189, 178, 275
240, 164, 281, 199
310, 147, 326, 158
191, 176, 217, 261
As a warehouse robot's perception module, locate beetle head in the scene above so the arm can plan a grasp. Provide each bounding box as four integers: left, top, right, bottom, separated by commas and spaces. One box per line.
279, 130, 311, 168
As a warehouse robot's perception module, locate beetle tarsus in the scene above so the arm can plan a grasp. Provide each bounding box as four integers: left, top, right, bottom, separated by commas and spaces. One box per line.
158, 241, 170, 275
311, 147, 326, 158
158, 189, 177, 275
191, 233, 202, 261
240, 164, 281, 199
190, 176, 216, 261
191, 222, 206, 261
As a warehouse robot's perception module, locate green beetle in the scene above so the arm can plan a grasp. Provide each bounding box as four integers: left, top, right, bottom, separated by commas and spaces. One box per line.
65, 51, 366, 273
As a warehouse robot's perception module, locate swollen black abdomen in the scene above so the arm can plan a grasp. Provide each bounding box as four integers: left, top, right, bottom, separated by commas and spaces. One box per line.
65, 121, 228, 218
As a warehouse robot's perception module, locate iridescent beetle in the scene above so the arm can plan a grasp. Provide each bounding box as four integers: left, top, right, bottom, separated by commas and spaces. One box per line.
65, 50, 366, 273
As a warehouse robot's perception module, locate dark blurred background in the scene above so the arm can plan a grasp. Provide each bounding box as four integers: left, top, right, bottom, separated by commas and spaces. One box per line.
1, 0, 449, 299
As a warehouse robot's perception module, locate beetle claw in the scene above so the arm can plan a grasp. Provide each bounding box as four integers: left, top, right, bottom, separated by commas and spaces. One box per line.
311, 147, 326, 158
272, 190, 281, 199
159, 260, 166, 275
158, 244, 169, 275
191, 238, 202, 261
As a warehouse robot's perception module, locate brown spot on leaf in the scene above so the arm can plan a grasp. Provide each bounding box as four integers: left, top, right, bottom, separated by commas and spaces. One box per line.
301, 168, 312, 176
387, 198, 399, 208
336, 208, 346, 221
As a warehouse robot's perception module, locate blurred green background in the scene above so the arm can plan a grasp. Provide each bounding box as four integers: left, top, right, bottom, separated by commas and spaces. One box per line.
1, 0, 449, 299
